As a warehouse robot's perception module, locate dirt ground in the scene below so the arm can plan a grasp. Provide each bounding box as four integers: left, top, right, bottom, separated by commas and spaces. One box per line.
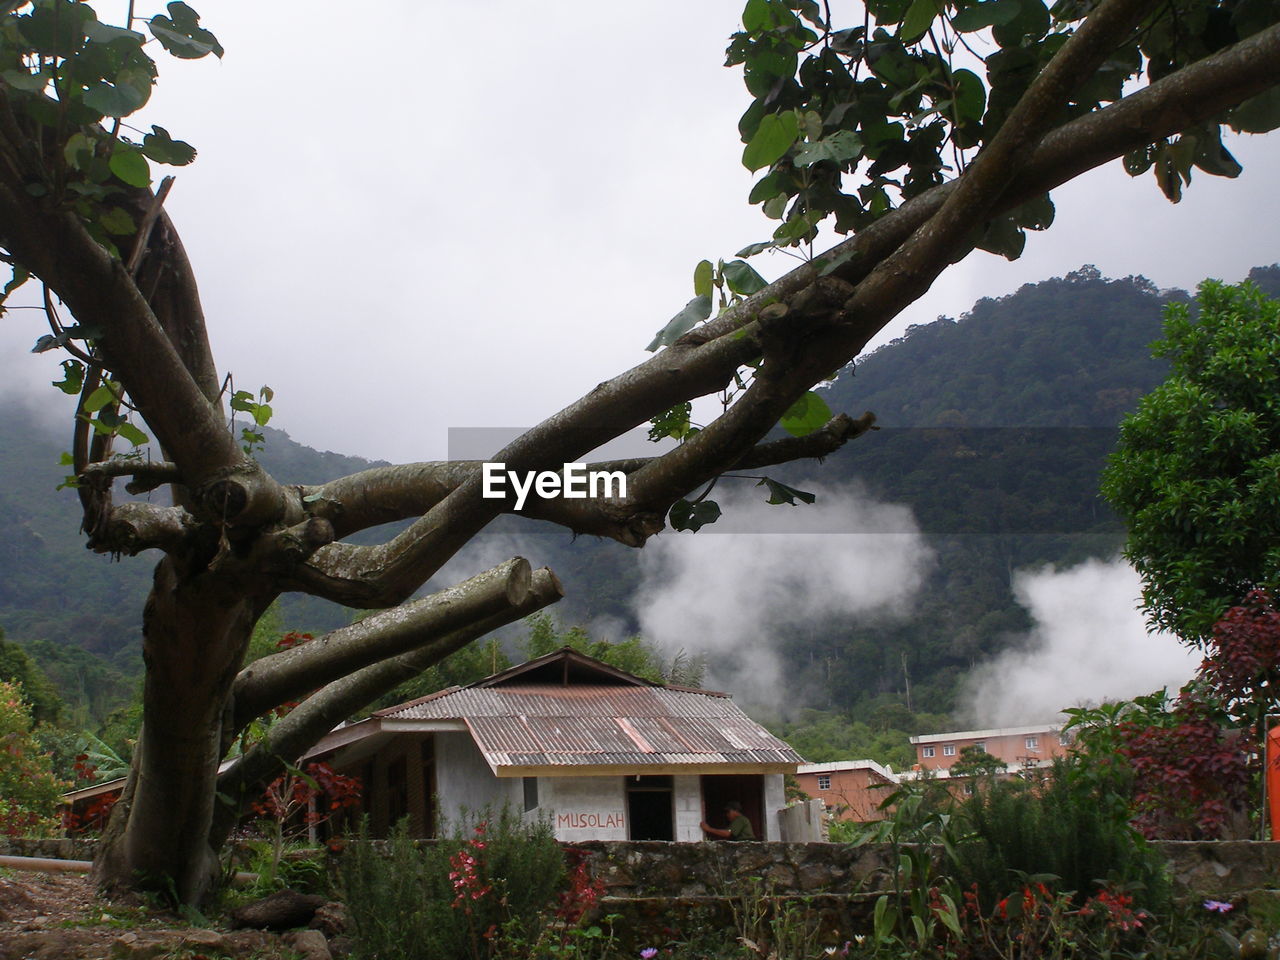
0, 870, 327, 959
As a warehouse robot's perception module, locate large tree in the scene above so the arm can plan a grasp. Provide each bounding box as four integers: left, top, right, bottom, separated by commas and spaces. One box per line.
1, 0, 1277, 903
1103, 280, 1280, 642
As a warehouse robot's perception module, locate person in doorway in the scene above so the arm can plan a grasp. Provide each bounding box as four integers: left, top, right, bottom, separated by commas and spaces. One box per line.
700, 800, 755, 840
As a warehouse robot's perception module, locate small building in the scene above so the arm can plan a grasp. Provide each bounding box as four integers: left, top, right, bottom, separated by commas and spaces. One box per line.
793, 759, 897, 822
909, 725, 1067, 773
304, 648, 803, 842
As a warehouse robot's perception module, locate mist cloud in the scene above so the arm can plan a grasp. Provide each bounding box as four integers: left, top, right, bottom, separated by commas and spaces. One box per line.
632, 484, 933, 710
960, 558, 1199, 727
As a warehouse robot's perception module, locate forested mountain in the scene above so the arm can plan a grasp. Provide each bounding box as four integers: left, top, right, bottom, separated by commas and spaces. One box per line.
3, 265, 1278, 729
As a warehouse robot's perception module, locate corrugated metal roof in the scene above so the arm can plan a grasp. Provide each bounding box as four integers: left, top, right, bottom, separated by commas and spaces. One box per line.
378, 683, 802, 772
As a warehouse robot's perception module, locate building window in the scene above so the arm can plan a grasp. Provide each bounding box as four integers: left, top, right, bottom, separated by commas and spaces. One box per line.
942, 744, 956, 757
1025, 736, 1040, 750
523, 777, 539, 812
922, 747, 935, 758
963, 781, 976, 796
974, 741, 986, 752
817, 774, 831, 790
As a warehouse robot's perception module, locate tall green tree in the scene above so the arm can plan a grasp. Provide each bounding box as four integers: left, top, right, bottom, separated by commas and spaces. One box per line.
0, 680, 67, 837
1102, 281, 1280, 641
1, 0, 1277, 903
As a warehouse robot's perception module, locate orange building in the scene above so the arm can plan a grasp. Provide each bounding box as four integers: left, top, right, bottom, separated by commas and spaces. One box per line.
793, 759, 898, 823
909, 725, 1068, 773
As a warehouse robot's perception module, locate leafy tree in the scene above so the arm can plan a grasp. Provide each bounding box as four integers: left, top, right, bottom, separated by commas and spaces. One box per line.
0, 679, 68, 836
0, 627, 62, 725
1103, 280, 1280, 641
518, 613, 704, 686
1062, 595, 1280, 841
949, 744, 1007, 778
1, 0, 1277, 903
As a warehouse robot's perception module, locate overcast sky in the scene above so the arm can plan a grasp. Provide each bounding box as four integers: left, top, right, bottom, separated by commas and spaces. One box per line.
3, 1, 1279, 464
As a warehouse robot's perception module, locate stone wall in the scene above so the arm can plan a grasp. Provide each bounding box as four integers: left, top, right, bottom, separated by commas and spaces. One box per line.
0, 837, 96, 861
7, 836, 1278, 900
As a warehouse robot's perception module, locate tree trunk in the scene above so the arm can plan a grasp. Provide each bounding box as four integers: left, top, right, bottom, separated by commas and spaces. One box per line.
92, 556, 267, 905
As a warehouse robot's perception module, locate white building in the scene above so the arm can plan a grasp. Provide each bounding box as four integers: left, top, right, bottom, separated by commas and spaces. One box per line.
304, 648, 801, 842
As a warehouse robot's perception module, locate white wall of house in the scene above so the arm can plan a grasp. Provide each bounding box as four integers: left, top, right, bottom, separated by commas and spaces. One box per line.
534, 776, 629, 841
433, 748, 792, 843
763, 773, 786, 841
434, 731, 518, 828
673, 775, 704, 842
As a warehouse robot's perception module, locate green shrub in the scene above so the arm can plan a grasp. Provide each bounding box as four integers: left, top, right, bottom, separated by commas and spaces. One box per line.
950, 759, 1170, 912
341, 806, 566, 960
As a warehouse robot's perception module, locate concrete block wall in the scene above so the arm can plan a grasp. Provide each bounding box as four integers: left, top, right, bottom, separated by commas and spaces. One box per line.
434, 732, 518, 830
673, 775, 703, 842
537, 776, 628, 841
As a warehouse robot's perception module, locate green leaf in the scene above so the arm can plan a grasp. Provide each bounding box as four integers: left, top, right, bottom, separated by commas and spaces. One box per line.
98, 207, 136, 236
742, 0, 775, 32
992, 0, 1049, 46
793, 129, 862, 167
780, 390, 833, 436
975, 214, 1025, 260
84, 21, 146, 46
117, 422, 149, 446
108, 148, 151, 187
669, 498, 722, 532
252, 403, 273, 426
1012, 193, 1054, 231
141, 125, 197, 165
693, 259, 714, 299
1, 67, 49, 92
935, 893, 964, 937
900, 0, 941, 41
742, 112, 800, 172
952, 69, 986, 123
82, 68, 152, 118
63, 132, 96, 170
82, 384, 117, 413
149, 3, 224, 59
229, 389, 256, 413
722, 260, 768, 296
1227, 87, 1280, 134
758, 477, 817, 505
951, 0, 1022, 31
748, 173, 782, 205
1193, 132, 1242, 179
736, 240, 776, 257
52, 360, 85, 396
92, 410, 121, 433
646, 295, 713, 352
762, 193, 788, 220
649, 402, 695, 442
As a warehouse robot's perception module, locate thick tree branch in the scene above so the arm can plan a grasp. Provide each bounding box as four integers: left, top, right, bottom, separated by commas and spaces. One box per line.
297, 411, 874, 544
0, 110, 281, 525
85, 502, 195, 556
210, 565, 564, 849
230, 557, 534, 727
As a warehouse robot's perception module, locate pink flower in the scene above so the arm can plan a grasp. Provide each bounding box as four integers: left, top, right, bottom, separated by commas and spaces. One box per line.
640, 950, 658, 959
1204, 900, 1234, 913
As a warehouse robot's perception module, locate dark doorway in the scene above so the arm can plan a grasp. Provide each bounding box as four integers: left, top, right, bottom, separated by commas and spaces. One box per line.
626, 775, 674, 840
700, 774, 764, 840
419, 736, 437, 838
